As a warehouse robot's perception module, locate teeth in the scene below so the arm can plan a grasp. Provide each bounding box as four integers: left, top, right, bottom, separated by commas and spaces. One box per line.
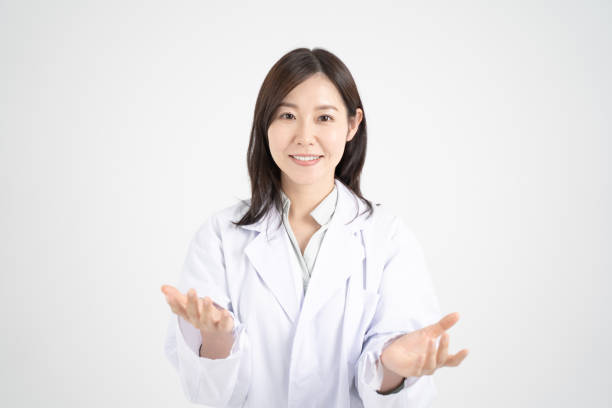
292, 155, 320, 161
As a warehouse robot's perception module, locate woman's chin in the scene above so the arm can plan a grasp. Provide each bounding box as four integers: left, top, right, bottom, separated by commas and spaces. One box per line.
281, 170, 328, 187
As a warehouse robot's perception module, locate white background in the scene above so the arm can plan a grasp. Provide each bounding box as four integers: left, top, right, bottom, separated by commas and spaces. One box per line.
1, 1, 610, 407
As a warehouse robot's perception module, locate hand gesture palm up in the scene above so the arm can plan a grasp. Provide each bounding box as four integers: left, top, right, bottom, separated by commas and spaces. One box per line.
161, 285, 234, 335
161, 284, 468, 372
381, 312, 469, 378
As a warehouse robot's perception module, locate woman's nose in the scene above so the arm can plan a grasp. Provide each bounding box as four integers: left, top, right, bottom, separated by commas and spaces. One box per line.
294, 121, 316, 145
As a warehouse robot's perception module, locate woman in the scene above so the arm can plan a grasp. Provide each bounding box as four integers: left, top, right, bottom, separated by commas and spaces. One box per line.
161, 47, 468, 407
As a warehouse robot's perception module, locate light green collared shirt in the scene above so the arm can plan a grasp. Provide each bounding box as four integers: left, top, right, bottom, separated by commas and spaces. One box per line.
279, 185, 338, 295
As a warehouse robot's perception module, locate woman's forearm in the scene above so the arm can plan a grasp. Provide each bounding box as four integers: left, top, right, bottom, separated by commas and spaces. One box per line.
199, 330, 235, 359
378, 362, 404, 394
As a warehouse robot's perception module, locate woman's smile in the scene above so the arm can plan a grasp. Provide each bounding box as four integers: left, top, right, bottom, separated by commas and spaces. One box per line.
289, 154, 323, 166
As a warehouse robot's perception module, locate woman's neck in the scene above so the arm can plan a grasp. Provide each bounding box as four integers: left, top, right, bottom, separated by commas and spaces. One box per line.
281, 176, 335, 222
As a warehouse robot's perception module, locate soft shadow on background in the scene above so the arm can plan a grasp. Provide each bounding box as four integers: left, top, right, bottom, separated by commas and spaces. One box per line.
1, 1, 610, 407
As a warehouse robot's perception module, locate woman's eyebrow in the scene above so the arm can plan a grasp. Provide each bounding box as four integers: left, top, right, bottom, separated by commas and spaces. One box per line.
278, 102, 338, 111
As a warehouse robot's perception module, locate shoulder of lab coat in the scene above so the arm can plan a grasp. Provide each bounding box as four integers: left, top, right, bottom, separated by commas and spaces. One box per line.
355, 203, 442, 407
163, 201, 252, 407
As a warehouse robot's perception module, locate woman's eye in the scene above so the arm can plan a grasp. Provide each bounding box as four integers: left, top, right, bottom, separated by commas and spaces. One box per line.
278, 113, 333, 121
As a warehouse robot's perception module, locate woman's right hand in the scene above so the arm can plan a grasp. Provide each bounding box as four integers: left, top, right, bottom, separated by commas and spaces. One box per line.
161, 284, 235, 335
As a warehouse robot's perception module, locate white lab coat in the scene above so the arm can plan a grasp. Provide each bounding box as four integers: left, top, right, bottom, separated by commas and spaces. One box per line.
164, 179, 442, 407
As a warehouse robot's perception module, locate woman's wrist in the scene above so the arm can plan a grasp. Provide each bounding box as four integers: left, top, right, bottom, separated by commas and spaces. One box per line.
199, 330, 234, 359
377, 360, 405, 394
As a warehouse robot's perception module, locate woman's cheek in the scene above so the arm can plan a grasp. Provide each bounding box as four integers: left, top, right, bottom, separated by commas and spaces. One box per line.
267, 131, 282, 158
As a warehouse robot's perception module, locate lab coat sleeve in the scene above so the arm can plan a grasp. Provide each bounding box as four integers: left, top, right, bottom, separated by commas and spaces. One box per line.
164, 215, 252, 407
355, 216, 442, 408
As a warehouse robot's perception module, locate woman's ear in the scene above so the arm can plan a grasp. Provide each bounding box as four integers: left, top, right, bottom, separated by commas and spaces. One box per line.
346, 108, 363, 142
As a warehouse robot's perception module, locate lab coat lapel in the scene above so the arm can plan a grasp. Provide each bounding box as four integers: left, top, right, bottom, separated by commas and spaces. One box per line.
243, 206, 300, 323
299, 180, 366, 322
240, 179, 368, 325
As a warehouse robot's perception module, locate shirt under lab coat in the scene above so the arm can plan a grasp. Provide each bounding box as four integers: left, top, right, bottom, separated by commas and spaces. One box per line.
164, 178, 442, 407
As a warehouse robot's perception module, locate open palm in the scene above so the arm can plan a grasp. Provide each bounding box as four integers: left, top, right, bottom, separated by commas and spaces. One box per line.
380, 312, 469, 378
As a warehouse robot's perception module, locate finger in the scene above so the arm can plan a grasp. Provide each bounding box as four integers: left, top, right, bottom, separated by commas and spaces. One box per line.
425, 312, 460, 337
165, 295, 180, 315
196, 296, 206, 325
207, 297, 222, 321
161, 284, 180, 298
415, 338, 433, 376
162, 285, 187, 310
210, 298, 225, 323
186, 288, 200, 324
164, 289, 187, 317
436, 332, 450, 368
202, 296, 220, 328
165, 294, 184, 316
218, 309, 234, 332
422, 337, 438, 375
444, 348, 469, 367
405, 352, 425, 378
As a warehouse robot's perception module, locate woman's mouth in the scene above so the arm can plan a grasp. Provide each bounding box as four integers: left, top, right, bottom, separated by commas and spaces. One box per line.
289, 155, 323, 166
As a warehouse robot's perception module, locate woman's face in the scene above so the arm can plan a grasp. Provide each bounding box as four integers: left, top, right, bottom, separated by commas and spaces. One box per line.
267, 72, 363, 190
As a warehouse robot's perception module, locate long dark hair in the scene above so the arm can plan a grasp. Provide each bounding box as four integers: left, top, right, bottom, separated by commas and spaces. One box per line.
232, 47, 374, 228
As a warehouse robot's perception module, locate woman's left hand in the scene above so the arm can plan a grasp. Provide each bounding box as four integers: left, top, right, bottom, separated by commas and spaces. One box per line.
380, 312, 469, 378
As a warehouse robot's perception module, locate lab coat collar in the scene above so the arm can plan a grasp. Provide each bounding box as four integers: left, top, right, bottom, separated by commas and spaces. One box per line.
279, 183, 338, 227
242, 178, 370, 323
240, 178, 367, 235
